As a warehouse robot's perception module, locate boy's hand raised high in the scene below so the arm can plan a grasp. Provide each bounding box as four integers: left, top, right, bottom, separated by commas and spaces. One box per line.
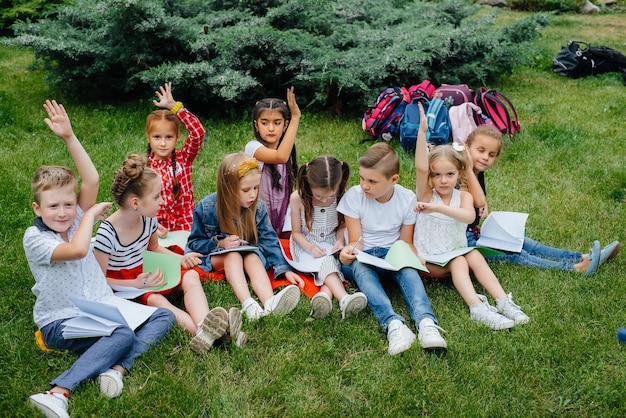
43, 100, 76, 142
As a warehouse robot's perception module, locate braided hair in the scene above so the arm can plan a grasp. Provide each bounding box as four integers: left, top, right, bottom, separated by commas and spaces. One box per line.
145, 110, 182, 200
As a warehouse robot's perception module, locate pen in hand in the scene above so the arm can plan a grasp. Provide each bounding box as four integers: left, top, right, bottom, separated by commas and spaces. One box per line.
350, 236, 363, 255
218, 233, 249, 245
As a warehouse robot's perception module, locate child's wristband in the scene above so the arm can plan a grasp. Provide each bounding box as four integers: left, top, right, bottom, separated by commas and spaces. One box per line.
170, 101, 183, 115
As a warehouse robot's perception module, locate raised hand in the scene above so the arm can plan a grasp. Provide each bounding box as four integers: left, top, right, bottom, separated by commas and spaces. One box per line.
286, 86, 300, 120
43, 100, 75, 141
153, 82, 177, 110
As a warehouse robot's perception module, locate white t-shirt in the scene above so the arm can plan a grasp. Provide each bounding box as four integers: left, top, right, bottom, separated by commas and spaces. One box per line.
244, 141, 266, 168
24, 207, 114, 329
337, 184, 416, 250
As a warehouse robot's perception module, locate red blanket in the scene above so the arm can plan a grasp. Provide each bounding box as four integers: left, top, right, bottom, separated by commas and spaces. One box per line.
190, 239, 320, 299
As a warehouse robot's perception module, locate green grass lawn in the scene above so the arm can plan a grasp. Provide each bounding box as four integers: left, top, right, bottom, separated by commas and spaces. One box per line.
1, 11, 625, 417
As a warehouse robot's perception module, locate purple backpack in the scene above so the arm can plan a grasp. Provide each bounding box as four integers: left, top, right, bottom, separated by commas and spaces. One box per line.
433, 84, 475, 106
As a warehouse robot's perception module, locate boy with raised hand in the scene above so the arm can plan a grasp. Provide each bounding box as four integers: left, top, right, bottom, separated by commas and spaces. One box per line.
338, 142, 446, 355
25, 100, 175, 418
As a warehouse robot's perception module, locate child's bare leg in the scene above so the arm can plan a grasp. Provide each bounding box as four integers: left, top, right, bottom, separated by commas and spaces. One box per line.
243, 253, 274, 305
216, 252, 253, 303
574, 256, 591, 272
446, 257, 483, 307
180, 269, 210, 325
147, 293, 196, 334
49, 386, 70, 397
323, 273, 347, 301
464, 250, 506, 299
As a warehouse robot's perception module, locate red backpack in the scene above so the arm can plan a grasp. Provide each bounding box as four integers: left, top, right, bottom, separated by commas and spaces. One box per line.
474, 87, 521, 138
362, 86, 411, 142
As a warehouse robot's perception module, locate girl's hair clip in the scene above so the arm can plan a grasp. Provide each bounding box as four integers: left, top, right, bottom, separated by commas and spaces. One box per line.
255, 99, 286, 107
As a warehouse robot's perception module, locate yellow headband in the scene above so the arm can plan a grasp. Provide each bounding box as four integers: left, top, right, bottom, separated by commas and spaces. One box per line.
238, 158, 260, 178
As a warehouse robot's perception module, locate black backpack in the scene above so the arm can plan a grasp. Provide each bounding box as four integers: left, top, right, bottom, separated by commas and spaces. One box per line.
553, 41, 626, 85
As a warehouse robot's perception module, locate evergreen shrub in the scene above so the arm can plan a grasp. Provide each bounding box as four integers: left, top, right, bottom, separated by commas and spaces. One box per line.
4, 0, 548, 116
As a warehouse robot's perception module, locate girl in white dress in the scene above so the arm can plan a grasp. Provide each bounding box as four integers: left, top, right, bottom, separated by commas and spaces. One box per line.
413, 102, 528, 330
290, 156, 367, 319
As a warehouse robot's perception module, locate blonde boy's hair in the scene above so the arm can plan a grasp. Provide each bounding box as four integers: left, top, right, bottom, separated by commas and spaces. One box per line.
32, 165, 77, 204
358, 142, 399, 178
216, 153, 261, 245
465, 125, 504, 156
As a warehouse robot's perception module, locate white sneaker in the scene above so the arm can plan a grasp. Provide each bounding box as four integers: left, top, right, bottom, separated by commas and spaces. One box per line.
417, 318, 447, 349
496, 293, 529, 325
265, 285, 300, 316
189, 307, 229, 355
29, 391, 69, 418
470, 294, 515, 330
98, 368, 124, 398
339, 292, 368, 319
387, 320, 416, 355
310, 292, 332, 319
242, 299, 266, 321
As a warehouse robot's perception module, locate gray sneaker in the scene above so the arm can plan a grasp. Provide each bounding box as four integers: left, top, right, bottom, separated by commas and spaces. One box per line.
189, 307, 229, 355
226, 307, 247, 348
339, 292, 368, 319
266, 285, 301, 316
496, 293, 529, 325
470, 294, 515, 330
310, 292, 332, 319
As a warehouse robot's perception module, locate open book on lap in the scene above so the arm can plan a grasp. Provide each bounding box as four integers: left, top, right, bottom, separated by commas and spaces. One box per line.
281, 242, 340, 273
62, 296, 158, 339
476, 211, 528, 253
209, 245, 259, 255
423, 247, 474, 266
356, 241, 429, 272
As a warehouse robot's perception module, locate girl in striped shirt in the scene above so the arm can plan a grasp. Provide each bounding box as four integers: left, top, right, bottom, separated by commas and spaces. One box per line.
94, 154, 243, 354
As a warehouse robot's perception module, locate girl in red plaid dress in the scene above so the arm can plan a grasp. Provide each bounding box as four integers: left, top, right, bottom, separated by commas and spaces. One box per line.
146, 82, 206, 238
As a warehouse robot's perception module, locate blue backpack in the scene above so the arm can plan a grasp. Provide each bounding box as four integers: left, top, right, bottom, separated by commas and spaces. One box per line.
399, 97, 451, 152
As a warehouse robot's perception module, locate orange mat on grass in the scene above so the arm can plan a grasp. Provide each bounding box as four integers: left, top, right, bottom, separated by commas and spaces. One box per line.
194, 239, 320, 299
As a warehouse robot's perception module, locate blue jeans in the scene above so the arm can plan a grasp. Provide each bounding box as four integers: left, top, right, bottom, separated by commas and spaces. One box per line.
41, 308, 175, 391
348, 247, 437, 332
467, 232, 582, 271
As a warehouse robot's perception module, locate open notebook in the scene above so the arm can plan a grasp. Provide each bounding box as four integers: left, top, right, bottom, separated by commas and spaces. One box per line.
355, 240, 428, 272
62, 296, 157, 339
476, 211, 528, 253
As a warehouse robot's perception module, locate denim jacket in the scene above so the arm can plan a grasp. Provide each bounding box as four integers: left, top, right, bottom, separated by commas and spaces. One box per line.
186, 193, 292, 278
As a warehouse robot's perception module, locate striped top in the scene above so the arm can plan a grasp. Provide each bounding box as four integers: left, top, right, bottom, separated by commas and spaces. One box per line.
94, 216, 158, 271
299, 200, 339, 245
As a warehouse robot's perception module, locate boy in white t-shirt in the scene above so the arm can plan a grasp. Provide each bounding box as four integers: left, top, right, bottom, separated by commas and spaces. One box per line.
25, 100, 175, 418
338, 143, 446, 355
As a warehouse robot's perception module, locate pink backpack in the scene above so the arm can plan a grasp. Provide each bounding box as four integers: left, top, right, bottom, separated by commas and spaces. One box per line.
448, 102, 484, 144
474, 87, 521, 138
